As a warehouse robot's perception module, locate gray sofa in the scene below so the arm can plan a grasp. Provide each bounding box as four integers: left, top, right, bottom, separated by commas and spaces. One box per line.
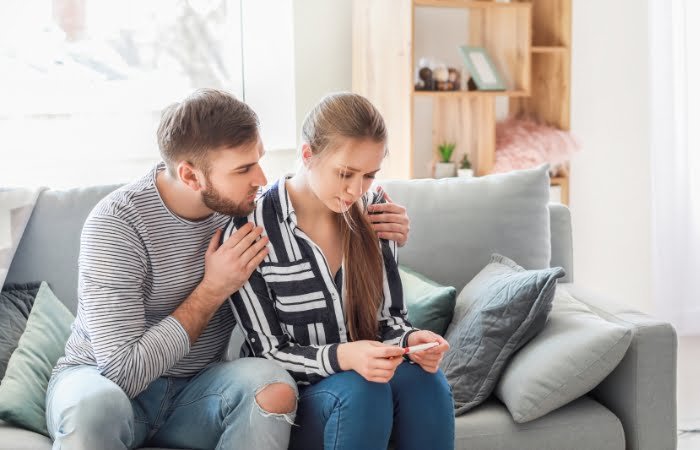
1, 171, 677, 450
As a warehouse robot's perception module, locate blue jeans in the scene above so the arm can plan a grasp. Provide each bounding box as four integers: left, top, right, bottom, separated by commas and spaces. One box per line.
289, 362, 455, 450
45, 359, 297, 450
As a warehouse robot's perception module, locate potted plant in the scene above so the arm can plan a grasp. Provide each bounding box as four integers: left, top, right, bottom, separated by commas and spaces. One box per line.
458, 153, 474, 177
435, 142, 456, 178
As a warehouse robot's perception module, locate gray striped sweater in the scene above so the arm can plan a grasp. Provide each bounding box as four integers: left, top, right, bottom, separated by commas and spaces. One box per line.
54, 164, 233, 398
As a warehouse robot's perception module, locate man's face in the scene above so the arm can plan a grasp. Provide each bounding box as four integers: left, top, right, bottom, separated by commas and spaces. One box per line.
200, 138, 267, 216
307, 137, 385, 214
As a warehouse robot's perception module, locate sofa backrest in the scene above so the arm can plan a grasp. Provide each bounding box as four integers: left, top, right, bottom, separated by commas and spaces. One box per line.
5, 185, 122, 313
379, 165, 573, 292
5, 166, 573, 314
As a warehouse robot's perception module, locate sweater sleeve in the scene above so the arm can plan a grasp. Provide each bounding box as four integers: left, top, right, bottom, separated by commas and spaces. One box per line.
78, 214, 190, 398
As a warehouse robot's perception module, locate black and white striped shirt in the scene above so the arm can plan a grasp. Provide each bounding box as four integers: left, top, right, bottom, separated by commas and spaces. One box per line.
54, 164, 234, 398
224, 176, 415, 385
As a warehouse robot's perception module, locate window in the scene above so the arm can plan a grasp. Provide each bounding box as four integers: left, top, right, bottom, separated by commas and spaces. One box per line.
0, 0, 295, 188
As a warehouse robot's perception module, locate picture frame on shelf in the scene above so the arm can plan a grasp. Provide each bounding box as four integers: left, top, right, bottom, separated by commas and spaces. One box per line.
459, 46, 506, 91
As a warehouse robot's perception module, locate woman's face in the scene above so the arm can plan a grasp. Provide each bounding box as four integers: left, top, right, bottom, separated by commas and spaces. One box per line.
307, 137, 386, 214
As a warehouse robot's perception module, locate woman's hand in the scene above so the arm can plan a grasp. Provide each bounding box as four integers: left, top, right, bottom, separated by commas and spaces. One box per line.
367, 188, 410, 247
406, 330, 450, 373
337, 341, 405, 383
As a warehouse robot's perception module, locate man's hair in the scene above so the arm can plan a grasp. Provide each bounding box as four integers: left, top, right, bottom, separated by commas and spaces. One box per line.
157, 88, 259, 175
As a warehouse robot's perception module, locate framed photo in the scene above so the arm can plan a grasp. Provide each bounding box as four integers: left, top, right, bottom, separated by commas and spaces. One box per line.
459, 46, 506, 91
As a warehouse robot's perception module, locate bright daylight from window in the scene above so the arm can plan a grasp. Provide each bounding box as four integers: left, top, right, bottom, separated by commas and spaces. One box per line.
0, 0, 295, 188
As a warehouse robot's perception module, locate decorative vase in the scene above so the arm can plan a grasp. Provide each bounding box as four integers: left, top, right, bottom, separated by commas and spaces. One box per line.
457, 168, 474, 178
434, 162, 456, 178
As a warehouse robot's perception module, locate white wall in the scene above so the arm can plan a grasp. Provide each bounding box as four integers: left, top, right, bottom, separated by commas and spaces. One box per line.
260, 0, 353, 181
570, 0, 653, 313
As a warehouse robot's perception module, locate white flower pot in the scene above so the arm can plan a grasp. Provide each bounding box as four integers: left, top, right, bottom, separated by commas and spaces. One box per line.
457, 168, 474, 178
434, 162, 456, 178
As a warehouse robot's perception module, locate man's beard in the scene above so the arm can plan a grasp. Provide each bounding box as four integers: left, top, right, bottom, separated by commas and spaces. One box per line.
201, 183, 257, 217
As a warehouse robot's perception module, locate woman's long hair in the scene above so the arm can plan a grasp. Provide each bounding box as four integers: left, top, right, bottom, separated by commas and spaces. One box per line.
301, 93, 387, 341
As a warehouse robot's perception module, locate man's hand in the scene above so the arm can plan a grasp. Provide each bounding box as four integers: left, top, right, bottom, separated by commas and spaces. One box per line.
367, 188, 411, 247
406, 330, 450, 373
200, 223, 269, 304
173, 223, 269, 345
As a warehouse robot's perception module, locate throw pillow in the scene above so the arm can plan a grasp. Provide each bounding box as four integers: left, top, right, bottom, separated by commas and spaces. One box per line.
0, 282, 74, 436
399, 266, 456, 336
494, 286, 633, 423
440, 254, 565, 415
0, 282, 41, 379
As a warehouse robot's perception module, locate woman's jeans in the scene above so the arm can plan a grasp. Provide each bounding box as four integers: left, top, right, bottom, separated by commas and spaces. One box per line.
45, 358, 297, 450
290, 362, 455, 450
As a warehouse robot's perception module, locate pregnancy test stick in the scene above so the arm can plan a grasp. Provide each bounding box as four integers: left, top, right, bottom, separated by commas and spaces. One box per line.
403, 342, 439, 355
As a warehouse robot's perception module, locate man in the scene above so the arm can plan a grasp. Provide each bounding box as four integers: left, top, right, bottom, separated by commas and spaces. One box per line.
46, 88, 411, 450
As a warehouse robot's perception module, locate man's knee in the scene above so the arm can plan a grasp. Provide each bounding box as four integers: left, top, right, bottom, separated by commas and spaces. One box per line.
255, 382, 297, 414
72, 387, 132, 427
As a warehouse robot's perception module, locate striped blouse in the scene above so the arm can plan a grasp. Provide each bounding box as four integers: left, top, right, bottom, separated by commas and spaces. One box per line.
224, 176, 415, 385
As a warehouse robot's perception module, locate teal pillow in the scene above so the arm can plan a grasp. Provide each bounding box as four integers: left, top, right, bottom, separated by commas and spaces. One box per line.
399, 266, 457, 336
0, 282, 74, 436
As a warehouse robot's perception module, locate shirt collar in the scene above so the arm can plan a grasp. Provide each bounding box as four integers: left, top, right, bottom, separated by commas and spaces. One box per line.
273, 174, 297, 225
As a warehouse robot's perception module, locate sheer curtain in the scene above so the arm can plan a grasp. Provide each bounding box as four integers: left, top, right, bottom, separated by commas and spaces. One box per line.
649, 0, 700, 336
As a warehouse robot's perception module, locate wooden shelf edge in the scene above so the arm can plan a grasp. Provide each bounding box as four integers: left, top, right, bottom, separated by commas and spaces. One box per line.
413, 89, 529, 98
532, 46, 568, 54
550, 176, 567, 186
413, 0, 531, 10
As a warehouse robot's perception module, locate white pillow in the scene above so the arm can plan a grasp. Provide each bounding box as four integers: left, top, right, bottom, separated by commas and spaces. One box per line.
494, 285, 633, 423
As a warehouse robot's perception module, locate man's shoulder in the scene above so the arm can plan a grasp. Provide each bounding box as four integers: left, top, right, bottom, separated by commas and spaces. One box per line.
85, 172, 159, 234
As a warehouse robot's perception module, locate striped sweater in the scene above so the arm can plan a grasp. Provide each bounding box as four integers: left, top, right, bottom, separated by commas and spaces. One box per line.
224, 176, 415, 385
54, 164, 234, 398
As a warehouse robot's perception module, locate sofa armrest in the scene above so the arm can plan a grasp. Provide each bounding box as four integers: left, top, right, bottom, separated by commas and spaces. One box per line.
563, 284, 677, 450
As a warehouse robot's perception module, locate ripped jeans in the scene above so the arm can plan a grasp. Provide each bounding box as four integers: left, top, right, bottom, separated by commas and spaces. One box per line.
46, 359, 297, 450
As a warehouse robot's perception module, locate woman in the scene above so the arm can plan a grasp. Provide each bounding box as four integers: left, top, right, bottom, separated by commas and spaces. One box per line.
224, 93, 455, 449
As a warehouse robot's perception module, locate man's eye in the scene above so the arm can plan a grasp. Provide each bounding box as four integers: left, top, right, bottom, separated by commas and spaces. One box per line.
365, 174, 376, 179
239, 167, 250, 174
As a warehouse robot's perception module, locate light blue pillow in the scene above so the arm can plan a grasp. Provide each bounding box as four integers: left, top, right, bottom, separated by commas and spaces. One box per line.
440, 254, 565, 415
399, 266, 456, 336
0, 282, 74, 436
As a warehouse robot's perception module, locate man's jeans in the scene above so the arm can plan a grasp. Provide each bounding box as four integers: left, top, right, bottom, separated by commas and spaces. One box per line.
289, 362, 455, 450
46, 358, 297, 450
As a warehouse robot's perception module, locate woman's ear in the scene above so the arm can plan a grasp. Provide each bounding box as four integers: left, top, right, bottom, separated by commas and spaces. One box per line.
301, 144, 314, 168
178, 161, 204, 192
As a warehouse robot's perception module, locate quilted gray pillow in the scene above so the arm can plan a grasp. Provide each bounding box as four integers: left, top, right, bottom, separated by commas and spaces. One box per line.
0, 282, 41, 380
441, 254, 565, 415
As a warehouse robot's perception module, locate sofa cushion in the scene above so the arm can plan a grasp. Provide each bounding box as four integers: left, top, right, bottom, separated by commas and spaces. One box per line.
0, 283, 74, 436
0, 283, 40, 379
441, 254, 565, 414
454, 396, 624, 450
378, 164, 552, 293
495, 286, 633, 423
400, 266, 456, 336
5, 185, 121, 314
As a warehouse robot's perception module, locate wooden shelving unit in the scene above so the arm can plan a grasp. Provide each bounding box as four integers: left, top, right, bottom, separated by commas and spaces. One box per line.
352, 0, 572, 204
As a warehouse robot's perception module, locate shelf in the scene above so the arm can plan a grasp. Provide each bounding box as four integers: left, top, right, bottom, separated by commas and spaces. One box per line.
532, 46, 568, 54
551, 177, 566, 186
413, 0, 531, 10
413, 89, 529, 98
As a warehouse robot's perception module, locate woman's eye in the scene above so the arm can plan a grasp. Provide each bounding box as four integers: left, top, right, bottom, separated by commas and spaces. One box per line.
365, 174, 376, 179
339, 172, 352, 179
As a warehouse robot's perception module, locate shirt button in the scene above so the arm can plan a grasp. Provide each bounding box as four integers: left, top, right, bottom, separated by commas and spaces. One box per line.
251, 338, 256, 343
